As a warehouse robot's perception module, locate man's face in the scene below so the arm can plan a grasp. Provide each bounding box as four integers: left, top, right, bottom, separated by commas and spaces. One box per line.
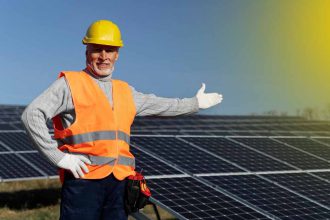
86, 44, 119, 76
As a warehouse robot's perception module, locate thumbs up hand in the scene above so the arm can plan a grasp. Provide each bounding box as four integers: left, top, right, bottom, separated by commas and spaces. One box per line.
196, 83, 223, 109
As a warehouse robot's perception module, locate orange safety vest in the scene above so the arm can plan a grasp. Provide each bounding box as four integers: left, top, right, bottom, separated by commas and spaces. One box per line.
52, 71, 136, 180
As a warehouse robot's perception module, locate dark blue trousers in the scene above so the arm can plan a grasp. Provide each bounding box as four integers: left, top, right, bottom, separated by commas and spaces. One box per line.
60, 172, 127, 220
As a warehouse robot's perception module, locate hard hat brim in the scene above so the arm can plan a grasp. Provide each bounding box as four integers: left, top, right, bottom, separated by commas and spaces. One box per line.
82, 38, 124, 47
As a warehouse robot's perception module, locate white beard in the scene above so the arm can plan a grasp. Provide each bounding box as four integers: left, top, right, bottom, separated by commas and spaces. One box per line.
87, 63, 115, 78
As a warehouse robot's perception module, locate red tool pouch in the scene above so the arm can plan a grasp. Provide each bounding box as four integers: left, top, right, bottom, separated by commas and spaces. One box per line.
125, 172, 151, 214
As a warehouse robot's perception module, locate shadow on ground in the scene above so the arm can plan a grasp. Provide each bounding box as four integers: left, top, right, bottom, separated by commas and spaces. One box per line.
0, 188, 61, 210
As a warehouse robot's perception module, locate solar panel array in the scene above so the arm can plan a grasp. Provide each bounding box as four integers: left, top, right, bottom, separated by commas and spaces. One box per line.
1, 104, 330, 219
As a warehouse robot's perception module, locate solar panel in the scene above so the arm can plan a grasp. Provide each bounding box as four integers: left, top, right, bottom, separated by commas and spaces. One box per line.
275, 138, 330, 160
262, 173, 330, 207
0, 142, 10, 152
131, 115, 329, 131
147, 177, 270, 220
312, 172, 330, 181
0, 124, 17, 130
312, 138, 330, 146
20, 152, 58, 177
131, 146, 185, 176
210, 131, 235, 136
232, 137, 330, 170
181, 131, 213, 135
311, 124, 330, 131
273, 132, 296, 136
0, 132, 35, 151
10, 122, 25, 130
131, 136, 243, 174
153, 131, 183, 135
234, 131, 280, 136
131, 130, 154, 135
229, 131, 254, 136
181, 137, 294, 172
0, 153, 44, 180
313, 132, 330, 137
202, 175, 330, 219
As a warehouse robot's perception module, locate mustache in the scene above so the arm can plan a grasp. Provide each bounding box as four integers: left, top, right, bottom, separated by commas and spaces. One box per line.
86, 63, 115, 75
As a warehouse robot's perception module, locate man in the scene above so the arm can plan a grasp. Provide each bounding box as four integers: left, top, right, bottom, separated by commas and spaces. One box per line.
21, 20, 222, 220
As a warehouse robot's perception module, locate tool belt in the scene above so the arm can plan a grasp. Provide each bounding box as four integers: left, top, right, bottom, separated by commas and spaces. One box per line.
125, 172, 151, 214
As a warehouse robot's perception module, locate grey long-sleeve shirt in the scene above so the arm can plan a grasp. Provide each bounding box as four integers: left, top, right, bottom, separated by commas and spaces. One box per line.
21, 70, 199, 165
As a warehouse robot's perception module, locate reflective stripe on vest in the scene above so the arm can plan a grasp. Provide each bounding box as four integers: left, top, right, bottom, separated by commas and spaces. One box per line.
65, 151, 135, 167
59, 130, 130, 145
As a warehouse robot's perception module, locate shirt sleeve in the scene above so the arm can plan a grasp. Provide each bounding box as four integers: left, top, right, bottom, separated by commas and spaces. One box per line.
21, 77, 71, 165
131, 86, 199, 117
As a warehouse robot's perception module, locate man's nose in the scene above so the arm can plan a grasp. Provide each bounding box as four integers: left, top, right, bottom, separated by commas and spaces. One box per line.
99, 50, 107, 59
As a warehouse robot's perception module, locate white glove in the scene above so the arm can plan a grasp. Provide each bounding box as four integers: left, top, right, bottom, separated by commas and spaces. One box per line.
196, 83, 223, 109
57, 154, 92, 178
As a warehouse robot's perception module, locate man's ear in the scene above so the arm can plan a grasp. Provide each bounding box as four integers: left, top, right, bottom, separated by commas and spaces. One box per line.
115, 52, 119, 61
85, 50, 90, 63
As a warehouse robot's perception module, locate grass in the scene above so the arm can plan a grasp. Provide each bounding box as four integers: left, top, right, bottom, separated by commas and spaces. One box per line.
0, 205, 60, 220
0, 179, 61, 192
0, 179, 176, 220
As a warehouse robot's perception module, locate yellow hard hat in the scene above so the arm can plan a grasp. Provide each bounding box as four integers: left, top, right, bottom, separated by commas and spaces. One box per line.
82, 20, 123, 47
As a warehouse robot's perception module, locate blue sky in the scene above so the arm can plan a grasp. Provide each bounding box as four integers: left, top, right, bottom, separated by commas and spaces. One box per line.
1, 1, 329, 116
